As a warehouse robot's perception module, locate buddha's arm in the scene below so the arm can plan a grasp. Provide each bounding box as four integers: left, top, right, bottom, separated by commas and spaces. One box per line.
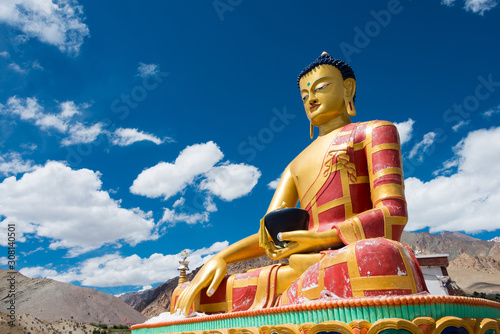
175, 166, 300, 314
333, 121, 408, 244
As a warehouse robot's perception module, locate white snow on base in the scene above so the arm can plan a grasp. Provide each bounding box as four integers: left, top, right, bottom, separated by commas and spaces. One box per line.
144, 310, 207, 324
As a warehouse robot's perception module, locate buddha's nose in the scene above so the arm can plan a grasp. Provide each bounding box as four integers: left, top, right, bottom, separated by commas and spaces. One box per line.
309, 97, 318, 105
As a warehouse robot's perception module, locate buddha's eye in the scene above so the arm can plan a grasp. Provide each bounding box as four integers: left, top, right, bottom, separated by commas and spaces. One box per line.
315, 83, 331, 92
302, 94, 309, 102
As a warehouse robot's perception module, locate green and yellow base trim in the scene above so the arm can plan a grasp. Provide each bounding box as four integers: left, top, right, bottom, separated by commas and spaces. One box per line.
131, 296, 500, 334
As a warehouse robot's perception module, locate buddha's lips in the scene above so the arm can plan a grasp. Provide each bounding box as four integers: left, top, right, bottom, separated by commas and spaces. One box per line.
310, 103, 320, 111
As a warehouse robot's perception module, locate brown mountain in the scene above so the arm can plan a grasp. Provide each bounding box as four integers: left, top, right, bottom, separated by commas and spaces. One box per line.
120, 231, 500, 318
400, 231, 500, 261
0, 269, 146, 327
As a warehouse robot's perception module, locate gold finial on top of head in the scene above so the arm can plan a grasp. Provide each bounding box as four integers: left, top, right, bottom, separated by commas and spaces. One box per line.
321, 51, 330, 56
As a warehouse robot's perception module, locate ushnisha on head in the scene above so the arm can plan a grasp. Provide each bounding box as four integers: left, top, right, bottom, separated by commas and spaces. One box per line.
298, 52, 357, 138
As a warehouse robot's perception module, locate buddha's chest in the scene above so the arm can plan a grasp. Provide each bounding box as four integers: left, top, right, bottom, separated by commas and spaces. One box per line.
291, 134, 354, 200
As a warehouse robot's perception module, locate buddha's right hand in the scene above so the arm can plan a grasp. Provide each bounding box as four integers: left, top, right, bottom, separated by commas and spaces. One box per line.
174, 255, 227, 315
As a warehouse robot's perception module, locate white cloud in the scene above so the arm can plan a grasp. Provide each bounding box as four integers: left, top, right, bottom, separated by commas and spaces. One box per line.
7, 60, 43, 74
483, 104, 500, 117
0, 152, 38, 176
61, 122, 104, 146
464, 0, 498, 14
137, 63, 159, 78
408, 132, 437, 160
0, 257, 8, 265
20, 241, 229, 287
394, 118, 415, 145
161, 196, 217, 226
0, 0, 90, 55
1, 96, 43, 120
20, 266, 58, 278
267, 177, 281, 190
1, 97, 168, 147
406, 127, 500, 233
20, 143, 38, 151
441, 0, 498, 14
59, 100, 80, 119
0, 161, 158, 257
8, 62, 27, 74
172, 197, 185, 208
199, 164, 261, 201
452, 120, 470, 132
111, 128, 167, 146
2, 96, 70, 132
132, 142, 261, 224
130, 142, 224, 200
0, 51, 9, 58
138, 285, 153, 292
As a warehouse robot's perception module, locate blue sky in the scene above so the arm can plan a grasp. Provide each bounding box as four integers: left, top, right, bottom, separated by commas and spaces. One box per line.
0, 0, 499, 296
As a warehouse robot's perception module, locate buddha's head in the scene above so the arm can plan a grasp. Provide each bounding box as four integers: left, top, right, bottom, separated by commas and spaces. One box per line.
298, 52, 356, 130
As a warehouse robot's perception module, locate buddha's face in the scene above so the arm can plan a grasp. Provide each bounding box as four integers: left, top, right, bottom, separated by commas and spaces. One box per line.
299, 65, 351, 127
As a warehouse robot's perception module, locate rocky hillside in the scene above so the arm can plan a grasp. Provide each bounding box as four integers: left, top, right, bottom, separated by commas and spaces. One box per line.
400, 231, 500, 261
447, 253, 500, 295
0, 269, 146, 327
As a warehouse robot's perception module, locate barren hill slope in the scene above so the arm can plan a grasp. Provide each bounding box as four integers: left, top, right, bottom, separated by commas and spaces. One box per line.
401, 231, 500, 261
0, 270, 146, 327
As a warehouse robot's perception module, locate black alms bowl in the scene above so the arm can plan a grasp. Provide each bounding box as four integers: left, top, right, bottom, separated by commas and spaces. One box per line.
264, 208, 309, 248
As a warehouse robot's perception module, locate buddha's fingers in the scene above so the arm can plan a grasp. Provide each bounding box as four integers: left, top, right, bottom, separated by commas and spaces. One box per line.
177, 283, 200, 315
207, 266, 225, 297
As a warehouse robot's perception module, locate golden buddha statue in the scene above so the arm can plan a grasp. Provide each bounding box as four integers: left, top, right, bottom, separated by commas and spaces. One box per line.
172, 52, 427, 315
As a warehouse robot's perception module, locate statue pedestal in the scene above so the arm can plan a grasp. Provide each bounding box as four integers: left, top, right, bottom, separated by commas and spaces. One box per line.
131, 295, 500, 334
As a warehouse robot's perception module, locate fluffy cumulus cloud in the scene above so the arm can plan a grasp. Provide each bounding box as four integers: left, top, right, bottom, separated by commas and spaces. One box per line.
20, 241, 229, 287
267, 177, 281, 190
130, 142, 224, 200
405, 127, 500, 233
61, 122, 104, 146
137, 63, 159, 78
199, 164, 261, 201
0, 0, 90, 55
0, 161, 158, 257
441, 0, 499, 15
1, 97, 165, 147
132, 142, 261, 225
393, 118, 415, 145
110, 128, 168, 146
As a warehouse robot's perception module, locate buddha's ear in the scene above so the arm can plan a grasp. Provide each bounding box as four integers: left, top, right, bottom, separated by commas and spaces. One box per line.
343, 78, 356, 99
343, 78, 356, 116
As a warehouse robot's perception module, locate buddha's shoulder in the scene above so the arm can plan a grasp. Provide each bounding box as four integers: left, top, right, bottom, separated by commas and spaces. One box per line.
352, 120, 398, 141
355, 120, 397, 129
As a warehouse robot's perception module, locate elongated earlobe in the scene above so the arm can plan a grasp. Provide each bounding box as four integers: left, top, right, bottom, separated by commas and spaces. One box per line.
310, 123, 314, 139
344, 78, 356, 117
345, 96, 356, 116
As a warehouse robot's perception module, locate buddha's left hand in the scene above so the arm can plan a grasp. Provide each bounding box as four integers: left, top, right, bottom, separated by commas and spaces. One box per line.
265, 229, 343, 260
